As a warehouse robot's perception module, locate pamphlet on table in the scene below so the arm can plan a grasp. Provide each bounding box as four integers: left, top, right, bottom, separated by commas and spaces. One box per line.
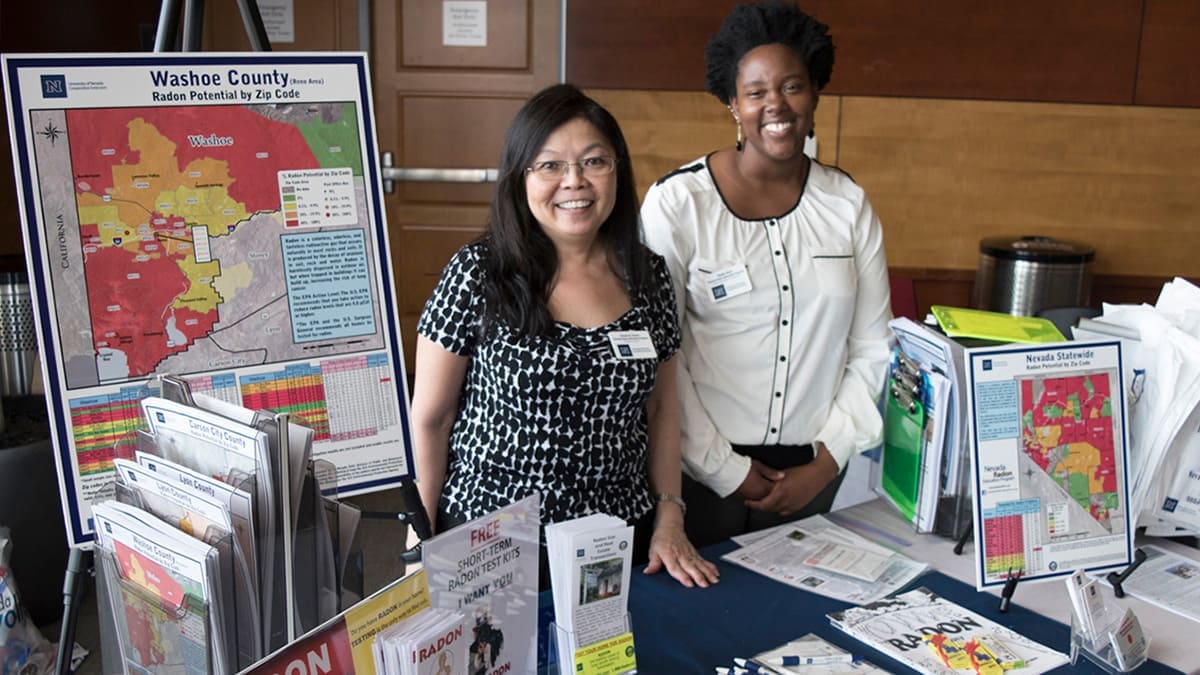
723, 514, 929, 604
828, 587, 1069, 674
1093, 544, 1200, 624
92, 499, 232, 675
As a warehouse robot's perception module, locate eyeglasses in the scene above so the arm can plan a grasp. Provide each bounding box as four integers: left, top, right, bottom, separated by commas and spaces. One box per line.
525, 156, 618, 180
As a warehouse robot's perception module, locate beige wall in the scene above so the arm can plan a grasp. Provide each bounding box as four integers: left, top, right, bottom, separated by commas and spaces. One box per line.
591, 89, 1200, 281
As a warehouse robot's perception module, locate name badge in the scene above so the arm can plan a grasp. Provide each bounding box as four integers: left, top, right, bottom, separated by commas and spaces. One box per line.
706, 264, 752, 302
608, 330, 657, 360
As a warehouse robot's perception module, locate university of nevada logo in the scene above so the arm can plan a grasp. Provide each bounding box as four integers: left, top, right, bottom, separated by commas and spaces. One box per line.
41, 74, 67, 98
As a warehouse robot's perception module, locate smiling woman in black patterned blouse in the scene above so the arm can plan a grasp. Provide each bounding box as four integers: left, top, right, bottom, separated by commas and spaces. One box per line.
410, 84, 719, 590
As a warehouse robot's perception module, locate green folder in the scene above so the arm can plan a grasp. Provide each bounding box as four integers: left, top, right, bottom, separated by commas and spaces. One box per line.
931, 305, 1066, 344
880, 389, 925, 522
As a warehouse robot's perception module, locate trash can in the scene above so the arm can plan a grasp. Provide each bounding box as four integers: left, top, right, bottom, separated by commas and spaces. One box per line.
0, 271, 38, 396
972, 236, 1095, 317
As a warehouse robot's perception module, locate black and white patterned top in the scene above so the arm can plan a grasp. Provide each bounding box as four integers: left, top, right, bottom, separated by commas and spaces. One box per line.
417, 241, 681, 527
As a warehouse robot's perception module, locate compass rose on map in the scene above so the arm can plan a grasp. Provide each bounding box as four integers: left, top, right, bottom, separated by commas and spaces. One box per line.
38, 121, 63, 144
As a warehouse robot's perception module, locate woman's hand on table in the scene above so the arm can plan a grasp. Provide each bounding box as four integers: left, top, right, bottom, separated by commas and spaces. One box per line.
645, 521, 720, 588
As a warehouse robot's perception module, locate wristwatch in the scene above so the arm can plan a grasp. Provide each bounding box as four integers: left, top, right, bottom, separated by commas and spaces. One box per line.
656, 493, 687, 516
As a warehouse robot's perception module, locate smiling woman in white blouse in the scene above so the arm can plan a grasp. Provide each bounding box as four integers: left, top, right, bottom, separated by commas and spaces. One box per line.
641, 1, 893, 548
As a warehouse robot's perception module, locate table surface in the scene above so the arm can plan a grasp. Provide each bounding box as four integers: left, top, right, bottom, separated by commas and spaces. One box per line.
828, 499, 1199, 673
539, 498, 1199, 674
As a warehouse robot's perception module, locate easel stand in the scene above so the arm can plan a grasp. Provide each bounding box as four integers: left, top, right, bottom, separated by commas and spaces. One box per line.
52, 5, 272, 672
358, 476, 432, 565
54, 547, 92, 675
154, 0, 272, 51
1107, 548, 1148, 598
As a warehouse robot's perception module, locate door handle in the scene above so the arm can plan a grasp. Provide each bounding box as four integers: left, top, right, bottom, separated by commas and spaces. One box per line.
379, 151, 498, 193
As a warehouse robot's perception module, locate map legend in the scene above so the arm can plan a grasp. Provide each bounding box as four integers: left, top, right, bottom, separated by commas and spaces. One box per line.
277, 168, 358, 228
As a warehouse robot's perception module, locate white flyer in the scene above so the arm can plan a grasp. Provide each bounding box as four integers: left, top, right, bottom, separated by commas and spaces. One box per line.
723, 515, 929, 604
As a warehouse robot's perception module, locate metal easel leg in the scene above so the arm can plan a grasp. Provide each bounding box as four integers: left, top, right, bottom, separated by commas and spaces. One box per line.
153, 0, 183, 52
235, 0, 274, 51
55, 546, 92, 675
182, 0, 206, 51
155, 0, 273, 53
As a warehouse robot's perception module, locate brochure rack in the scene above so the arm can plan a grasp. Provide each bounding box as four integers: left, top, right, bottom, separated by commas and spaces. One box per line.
547, 614, 636, 675
91, 375, 364, 673
873, 320, 975, 540
1069, 609, 1150, 673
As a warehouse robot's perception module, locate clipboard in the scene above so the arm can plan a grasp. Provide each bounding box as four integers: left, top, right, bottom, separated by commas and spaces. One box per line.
880, 352, 927, 523
931, 305, 1066, 343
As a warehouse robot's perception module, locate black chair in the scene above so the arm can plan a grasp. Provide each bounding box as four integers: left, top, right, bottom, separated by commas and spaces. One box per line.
1036, 306, 1101, 339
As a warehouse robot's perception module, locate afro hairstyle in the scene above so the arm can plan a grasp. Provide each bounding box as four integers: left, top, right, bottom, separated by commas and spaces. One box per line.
704, 1, 835, 105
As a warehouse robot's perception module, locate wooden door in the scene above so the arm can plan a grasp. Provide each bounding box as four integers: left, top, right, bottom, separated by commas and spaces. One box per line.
372, 0, 562, 373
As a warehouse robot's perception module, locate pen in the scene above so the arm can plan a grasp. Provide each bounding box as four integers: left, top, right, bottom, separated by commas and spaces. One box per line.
733, 657, 783, 674
714, 668, 748, 675
757, 653, 856, 666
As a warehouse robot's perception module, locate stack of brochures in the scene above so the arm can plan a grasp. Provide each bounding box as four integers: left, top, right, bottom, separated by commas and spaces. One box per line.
722, 514, 929, 605
93, 500, 235, 674
545, 514, 635, 675
875, 317, 973, 537
372, 607, 468, 675
1071, 278, 1200, 537
93, 384, 364, 673
828, 587, 1069, 674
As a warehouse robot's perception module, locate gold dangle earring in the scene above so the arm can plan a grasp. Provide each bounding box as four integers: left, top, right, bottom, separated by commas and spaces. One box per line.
730, 106, 743, 152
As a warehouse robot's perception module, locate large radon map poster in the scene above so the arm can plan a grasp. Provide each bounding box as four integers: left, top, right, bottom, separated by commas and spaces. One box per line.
4, 54, 413, 545
966, 341, 1132, 589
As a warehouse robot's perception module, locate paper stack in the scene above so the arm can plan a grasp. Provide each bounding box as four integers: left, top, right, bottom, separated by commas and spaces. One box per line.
879, 317, 972, 538
545, 514, 634, 674
92, 500, 232, 675
372, 607, 468, 675
1072, 278, 1200, 534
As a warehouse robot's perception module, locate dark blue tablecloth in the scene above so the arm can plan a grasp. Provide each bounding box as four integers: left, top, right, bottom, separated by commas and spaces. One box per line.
537, 540, 1181, 674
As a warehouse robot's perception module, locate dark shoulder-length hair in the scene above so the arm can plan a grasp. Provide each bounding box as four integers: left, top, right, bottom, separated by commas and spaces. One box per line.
704, 1, 835, 105
478, 83, 650, 338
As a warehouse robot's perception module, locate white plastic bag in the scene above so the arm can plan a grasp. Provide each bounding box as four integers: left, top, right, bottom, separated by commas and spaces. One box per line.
1, 526, 56, 675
